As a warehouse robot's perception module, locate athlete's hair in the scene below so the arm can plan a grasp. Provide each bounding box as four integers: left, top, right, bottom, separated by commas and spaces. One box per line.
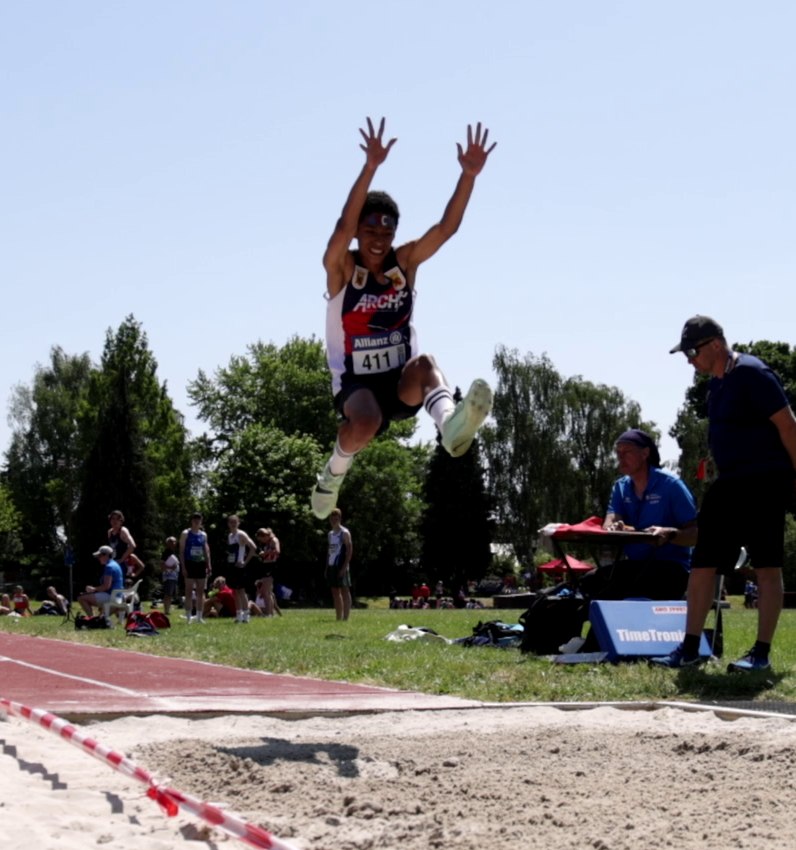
108, 510, 124, 522
227, 514, 240, 523
330, 508, 342, 520
359, 191, 399, 226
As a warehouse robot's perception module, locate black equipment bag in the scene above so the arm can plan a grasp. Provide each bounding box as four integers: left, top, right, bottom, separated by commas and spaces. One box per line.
519, 592, 589, 655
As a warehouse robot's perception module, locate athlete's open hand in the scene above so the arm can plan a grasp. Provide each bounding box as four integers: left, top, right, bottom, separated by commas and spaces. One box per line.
457, 122, 497, 177
359, 116, 397, 169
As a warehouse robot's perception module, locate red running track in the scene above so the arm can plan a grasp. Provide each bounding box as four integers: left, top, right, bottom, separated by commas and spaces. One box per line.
0, 631, 479, 720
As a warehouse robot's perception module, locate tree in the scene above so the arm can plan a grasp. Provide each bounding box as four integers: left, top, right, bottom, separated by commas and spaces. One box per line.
72, 316, 192, 588
188, 336, 337, 450
338, 428, 429, 595
0, 482, 23, 574
190, 336, 430, 599
420, 432, 492, 596
481, 346, 654, 570
562, 376, 651, 517
205, 423, 325, 595
4, 347, 93, 571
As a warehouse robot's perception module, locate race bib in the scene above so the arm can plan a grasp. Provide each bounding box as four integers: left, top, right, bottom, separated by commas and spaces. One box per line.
189, 546, 204, 561
351, 331, 407, 375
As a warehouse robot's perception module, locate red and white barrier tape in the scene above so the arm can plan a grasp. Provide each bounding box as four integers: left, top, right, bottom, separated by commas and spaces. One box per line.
0, 697, 301, 850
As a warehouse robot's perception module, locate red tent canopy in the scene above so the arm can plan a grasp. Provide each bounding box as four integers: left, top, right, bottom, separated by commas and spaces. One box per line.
537, 557, 593, 574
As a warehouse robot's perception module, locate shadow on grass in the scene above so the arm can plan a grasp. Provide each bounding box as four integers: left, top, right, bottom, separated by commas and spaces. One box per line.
673, 666, 786, 702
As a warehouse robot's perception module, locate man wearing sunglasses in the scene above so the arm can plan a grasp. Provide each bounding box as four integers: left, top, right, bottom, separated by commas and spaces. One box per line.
652, 316, 796, 671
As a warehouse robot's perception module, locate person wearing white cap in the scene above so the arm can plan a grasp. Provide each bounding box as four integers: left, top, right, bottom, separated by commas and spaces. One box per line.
77, 545, 124, 616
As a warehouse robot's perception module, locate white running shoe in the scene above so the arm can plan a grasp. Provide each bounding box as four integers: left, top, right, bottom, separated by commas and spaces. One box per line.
440, 379, 493, 458
311, 463, 346, 519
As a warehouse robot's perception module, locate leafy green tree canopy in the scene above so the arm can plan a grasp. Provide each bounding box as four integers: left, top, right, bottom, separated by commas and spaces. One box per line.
188, 336, 338, 449
5, 346, 93, 561
482, 346, 654, 568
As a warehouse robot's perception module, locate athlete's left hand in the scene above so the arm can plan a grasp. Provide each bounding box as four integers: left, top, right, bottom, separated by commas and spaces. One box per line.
457, 122, 497, 176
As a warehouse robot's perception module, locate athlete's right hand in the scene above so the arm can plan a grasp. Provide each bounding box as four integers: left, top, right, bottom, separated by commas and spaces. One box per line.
359, 117, 396, 168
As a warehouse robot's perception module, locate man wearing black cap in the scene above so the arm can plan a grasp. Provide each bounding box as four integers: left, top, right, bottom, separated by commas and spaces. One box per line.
651, 316, 796, 671
578, 429, 698, 603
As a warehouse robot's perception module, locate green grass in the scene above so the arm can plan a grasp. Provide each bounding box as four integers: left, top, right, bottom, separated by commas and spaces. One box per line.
2, 598, 795, 705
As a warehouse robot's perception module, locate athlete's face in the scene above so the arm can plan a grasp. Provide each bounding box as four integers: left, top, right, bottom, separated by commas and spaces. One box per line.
356, 222, 396, 266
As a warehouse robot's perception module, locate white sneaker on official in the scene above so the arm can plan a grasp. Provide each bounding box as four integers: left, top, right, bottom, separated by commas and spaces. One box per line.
440, 379, 493, 458
311, 463, 346, 519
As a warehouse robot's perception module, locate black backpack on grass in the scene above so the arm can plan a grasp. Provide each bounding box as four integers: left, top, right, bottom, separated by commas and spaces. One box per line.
519, 592, 589, 655
74, 614, 110, 630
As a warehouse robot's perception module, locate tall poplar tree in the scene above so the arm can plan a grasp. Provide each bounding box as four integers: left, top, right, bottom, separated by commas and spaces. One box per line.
72, 316, 192, 587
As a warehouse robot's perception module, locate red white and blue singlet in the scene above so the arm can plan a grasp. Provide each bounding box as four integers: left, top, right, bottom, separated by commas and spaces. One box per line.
325, 249, 417, 395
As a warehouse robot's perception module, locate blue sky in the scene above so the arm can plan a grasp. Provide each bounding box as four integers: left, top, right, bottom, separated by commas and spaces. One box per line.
2, 1, 795, 469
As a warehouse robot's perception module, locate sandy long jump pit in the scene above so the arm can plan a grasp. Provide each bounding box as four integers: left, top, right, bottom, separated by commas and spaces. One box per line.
2, 704, 796, 849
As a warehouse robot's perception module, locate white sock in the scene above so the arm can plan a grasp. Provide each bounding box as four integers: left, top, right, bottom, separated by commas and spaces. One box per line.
424, 386, 456, 429
328, 438, 357, 476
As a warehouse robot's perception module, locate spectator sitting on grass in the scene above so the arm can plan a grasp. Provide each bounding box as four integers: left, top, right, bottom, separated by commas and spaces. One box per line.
250, 578, 282, 618
203, 577, 237, 619
36, 586, 69, 616
12, 586, 33, 617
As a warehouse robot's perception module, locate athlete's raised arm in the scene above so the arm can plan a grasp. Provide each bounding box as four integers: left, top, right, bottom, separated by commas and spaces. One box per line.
399, 122, 496, 272
323, 117, 397, 296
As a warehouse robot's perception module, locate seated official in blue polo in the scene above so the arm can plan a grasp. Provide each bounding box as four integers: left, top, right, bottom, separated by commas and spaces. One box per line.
579, 429, 698, 602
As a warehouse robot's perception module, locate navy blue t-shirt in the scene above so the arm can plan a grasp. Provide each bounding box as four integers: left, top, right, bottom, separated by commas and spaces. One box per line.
708, 353, 792, 479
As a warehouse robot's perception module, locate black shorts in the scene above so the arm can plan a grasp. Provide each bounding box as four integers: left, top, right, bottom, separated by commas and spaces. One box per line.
184, 562, 208, 581
691, 472, 793, 574
225, 567, 247, 590
325, 565, 351, 588
335, 369, 421, 436
243, 561, 276, 587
